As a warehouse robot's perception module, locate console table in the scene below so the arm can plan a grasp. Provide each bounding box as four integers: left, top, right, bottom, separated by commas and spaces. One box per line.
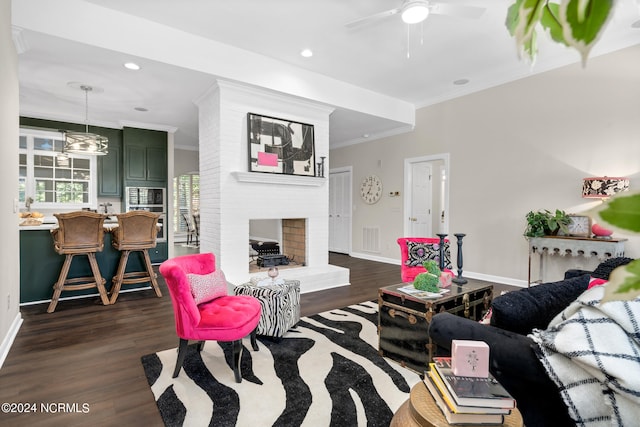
528, 236, 627, 286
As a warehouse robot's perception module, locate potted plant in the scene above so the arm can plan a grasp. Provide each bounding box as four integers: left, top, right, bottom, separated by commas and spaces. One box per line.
524, 209, 571, 237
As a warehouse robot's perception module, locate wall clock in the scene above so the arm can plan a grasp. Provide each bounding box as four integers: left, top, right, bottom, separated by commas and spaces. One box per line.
564, 215, 592, 237
360, 175, 383, 204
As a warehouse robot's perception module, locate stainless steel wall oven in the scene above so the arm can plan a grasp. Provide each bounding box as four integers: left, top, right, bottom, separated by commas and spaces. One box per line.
125, 187, 166, 242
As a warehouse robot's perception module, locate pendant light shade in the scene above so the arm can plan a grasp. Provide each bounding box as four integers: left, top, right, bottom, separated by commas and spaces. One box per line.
64, 131, 108, 155
64, 85, 108, 156
582, 176, 630, 199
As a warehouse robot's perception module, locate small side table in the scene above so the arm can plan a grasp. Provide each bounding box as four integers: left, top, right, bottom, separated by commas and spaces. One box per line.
391, 381, 523, 427
234, 280, 300, 338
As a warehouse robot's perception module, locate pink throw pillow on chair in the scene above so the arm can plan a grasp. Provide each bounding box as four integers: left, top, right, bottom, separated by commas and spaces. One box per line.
188, 270, 228, 304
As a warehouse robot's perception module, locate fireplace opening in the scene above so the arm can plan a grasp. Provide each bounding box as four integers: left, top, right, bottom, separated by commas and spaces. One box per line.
249, 218, 306, 273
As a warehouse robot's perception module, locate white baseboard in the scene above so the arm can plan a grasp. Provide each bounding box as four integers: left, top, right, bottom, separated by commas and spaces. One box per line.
348, 252, 528, 288
349, 251, 399, 265
0, 312, 23, 370
461, 271, 528, 288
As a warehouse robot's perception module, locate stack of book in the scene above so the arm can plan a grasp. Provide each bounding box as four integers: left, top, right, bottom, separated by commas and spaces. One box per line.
424, 357, 516, 425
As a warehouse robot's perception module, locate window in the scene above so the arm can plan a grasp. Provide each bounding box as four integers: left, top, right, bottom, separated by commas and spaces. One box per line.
173, 173, 200, 235
19, 128, 97, 209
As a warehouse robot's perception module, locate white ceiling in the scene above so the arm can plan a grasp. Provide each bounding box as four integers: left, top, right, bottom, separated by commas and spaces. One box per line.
12, 0, 640, 150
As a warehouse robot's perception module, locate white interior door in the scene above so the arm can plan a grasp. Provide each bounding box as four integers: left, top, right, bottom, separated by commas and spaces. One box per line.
404, 154, 449, 238
409, 162, 433, 236
329, 169, 351, 254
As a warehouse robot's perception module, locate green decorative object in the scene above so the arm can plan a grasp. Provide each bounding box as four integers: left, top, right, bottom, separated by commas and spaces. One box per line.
413, 260, 441, 293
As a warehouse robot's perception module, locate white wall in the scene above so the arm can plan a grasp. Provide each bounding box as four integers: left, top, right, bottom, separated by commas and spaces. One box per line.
197, 80, 349, 291
174, 148, 198, 177
330, 44, 640, 286
0, 0, 22, 368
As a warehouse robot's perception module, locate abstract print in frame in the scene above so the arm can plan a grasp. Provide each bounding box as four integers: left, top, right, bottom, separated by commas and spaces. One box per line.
247, 112, 315, 176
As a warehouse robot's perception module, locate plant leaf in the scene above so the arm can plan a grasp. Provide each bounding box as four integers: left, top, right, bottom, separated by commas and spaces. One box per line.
506, 0, 547, 61
587, 191, 640, 234
601, 261, 640, 303
559, 0, 614, 65
540, 3, 567, 45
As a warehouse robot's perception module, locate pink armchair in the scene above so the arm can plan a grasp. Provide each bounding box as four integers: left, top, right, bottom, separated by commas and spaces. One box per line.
159, 253, 261, 382
397, 237, 452, 283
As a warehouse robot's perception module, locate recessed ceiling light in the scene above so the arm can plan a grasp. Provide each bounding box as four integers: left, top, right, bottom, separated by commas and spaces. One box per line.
362, 134, 370, 138
300, 49, 313, 58
134, 107, 148, 112
124, 62, 141, 70
453, 78, 470, 85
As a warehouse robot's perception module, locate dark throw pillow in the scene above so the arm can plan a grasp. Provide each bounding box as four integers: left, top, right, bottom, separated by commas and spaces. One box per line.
405, 241, 452, 269
591, 257, 633, 280
490, 274, 590, 335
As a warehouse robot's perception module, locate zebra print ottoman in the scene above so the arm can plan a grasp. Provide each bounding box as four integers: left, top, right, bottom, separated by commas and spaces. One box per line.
234, 280, 301, 338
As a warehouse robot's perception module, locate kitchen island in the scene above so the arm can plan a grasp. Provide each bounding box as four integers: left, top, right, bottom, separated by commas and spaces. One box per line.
19, 221, 167, 305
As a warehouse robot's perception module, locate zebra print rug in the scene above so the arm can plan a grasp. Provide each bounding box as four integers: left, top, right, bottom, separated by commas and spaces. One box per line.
141, 301, 421, 426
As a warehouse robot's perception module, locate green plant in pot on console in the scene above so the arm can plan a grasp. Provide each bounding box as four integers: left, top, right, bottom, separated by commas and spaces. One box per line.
413, 260, 441, 293
524, 209, 571, 237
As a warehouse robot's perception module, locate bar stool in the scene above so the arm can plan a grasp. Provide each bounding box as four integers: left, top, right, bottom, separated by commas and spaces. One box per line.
48, 211, 110, 313
109, 211, 163, 304
182, 212, 197, 246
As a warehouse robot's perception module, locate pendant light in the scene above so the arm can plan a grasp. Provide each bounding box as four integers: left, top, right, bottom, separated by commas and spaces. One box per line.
64, 84, 108, 155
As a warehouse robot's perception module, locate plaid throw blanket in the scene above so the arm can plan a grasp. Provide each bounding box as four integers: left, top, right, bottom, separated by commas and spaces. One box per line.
530, 285, 640, 427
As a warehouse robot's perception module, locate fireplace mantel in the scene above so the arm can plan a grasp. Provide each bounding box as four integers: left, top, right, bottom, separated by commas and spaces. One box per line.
232, 171, 325, 187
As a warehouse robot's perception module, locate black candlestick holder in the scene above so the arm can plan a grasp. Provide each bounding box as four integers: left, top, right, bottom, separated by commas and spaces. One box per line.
436, 233, 448, 271
316, 156, 326, 178
452, 233, 467, 284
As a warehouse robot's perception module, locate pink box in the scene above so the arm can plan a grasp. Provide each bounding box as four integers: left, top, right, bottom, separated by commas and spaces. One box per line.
439, 270, 453, 288
451, 340, 489, 377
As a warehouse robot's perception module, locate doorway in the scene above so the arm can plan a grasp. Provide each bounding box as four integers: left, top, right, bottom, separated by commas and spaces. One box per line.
403, 154, 449, 237
328, 167, 352, 254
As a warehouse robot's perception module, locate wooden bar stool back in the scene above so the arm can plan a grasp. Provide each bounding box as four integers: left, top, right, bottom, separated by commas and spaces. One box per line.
109, 211, 163, 303
48, 211, 110, 313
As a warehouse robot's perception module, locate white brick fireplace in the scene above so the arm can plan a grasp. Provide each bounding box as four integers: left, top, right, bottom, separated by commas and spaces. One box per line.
195, 80, 350, 293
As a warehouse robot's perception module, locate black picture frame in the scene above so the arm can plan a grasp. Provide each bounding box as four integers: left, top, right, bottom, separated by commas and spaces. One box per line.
247, 112, 315, 176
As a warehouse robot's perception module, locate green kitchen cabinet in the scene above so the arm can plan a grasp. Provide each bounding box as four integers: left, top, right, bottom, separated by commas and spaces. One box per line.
148, 242, 168, 264
97, 128, 123, 197
123, 127, 167, 187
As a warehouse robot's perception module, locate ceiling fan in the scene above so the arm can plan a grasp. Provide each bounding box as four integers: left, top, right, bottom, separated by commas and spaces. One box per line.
345, 0, 485, 29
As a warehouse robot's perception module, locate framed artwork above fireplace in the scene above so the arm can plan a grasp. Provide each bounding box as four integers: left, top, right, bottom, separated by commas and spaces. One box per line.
247, 112, 316, 176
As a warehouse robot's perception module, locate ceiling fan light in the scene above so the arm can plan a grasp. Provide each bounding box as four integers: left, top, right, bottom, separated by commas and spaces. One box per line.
401, 1, 430, 24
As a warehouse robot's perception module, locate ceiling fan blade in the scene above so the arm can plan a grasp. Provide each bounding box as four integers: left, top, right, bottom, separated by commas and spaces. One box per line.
430, 3, 486, 19
345, 7, 401, 29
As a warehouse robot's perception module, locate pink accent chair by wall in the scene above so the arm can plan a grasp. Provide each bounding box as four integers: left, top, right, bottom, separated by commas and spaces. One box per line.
159, 252, 261, 382
397, 237, 452, 283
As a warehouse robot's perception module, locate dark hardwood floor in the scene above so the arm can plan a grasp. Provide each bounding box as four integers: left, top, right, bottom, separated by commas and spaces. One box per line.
0, 253, 515, 426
